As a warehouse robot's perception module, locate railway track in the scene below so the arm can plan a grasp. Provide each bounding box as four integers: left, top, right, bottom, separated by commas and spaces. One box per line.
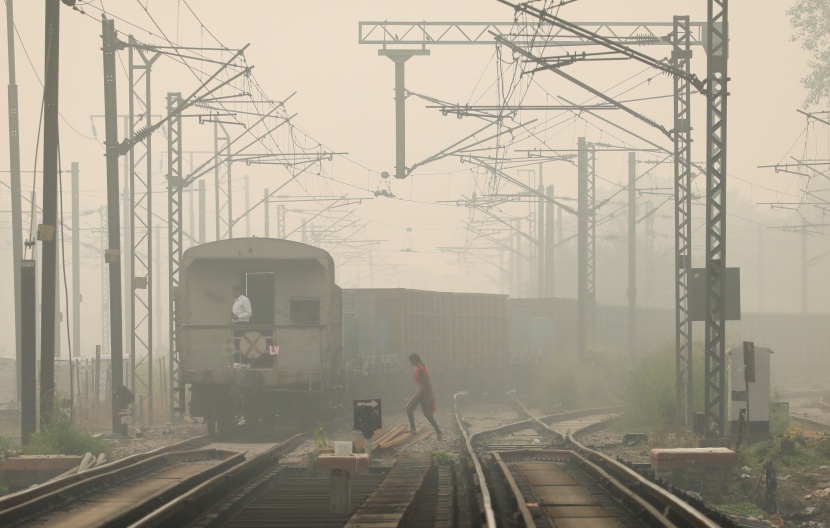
0, 448, 242, 528
0, 433, 211, 511
174, 423, 451, 527
455, 392, 734, 528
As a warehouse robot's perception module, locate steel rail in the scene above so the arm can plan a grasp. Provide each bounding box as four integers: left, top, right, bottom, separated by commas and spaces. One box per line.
0, 434, 211, 510
0, 449, 242, 528
453, 392, 498, 528
130, 418, 350, 527
507, 396, 728, 528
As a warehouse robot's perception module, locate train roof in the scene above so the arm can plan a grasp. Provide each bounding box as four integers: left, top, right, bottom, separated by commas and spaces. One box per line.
183, 238, 334, 263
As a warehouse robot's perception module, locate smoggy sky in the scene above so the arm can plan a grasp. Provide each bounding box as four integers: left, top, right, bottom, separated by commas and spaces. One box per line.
0, 1, 825, 357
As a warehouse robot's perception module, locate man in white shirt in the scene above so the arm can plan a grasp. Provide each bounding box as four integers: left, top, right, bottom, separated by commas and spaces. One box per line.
231, 285, 253, 366
231, 285, 252, 323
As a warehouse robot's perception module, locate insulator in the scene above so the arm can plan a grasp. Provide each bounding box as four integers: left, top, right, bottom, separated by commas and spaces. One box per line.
631, 33, 660, 45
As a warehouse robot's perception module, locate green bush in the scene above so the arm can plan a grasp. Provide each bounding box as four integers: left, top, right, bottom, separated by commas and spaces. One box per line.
617, 343, 705, 431
24, 405, 112, 459
530, 347, 625, 414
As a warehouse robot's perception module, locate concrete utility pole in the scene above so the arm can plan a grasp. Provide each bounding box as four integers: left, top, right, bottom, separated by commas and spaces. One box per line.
577, 137, 587, 357
21, 260, 36, 444
645, 203, 655, 307
757, 224, 764, 312
544, 185, 555, 297
102, 17, 125, 435
6, 0, 24, 398
39, 0, 61, 428
244, 175, 251, 237
72, 163, 80, 358
801, 230, 808, 313
263, 188, 270, 237
537, 176, 545, 297
198, 180, 206, 243
515, 219, 523, 297
628, 153, 637, 362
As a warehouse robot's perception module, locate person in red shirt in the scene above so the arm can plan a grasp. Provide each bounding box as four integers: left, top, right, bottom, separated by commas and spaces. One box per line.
406, 353, 443, 439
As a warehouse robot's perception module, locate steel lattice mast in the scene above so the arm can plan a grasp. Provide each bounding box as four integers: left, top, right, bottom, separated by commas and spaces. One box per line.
704, 0, 729, 439
166, 92, 185, 421
128, 37, 161, 426
672, 16, 694, 427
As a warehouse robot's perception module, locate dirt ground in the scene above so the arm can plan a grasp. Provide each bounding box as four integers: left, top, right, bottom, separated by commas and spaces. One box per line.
582, 408, 830, 528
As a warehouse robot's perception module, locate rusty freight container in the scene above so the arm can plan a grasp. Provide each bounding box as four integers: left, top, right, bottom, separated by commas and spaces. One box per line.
343, 289, 508, 395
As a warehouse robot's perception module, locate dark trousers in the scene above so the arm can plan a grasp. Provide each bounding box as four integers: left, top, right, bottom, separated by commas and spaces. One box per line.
232, 322, 250, 364
407, 394, 441, 435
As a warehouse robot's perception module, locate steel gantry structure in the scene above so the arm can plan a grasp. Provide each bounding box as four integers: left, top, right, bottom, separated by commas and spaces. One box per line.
704, 0, 730, 439
358, 18, 704, 181
128, 37, 161, 426
490, 1, 729, 437
166, 92, 185, 420
672, 16, 694, 427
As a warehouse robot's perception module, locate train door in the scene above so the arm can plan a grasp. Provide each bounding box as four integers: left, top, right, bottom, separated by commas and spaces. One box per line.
246, 272, 275, 325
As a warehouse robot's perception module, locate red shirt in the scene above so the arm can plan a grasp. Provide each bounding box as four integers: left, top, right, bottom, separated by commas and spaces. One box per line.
414, 365, 436, 413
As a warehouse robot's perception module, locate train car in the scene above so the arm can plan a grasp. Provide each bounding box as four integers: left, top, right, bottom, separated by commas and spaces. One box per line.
342, 288, 509, 397
179, 238, 342, 432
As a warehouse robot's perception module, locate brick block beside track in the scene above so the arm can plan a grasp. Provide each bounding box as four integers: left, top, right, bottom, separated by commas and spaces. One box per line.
651, 447, 737, 501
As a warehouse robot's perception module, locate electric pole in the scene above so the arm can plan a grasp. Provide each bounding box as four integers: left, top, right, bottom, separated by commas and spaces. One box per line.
628, 152, 637, 362
72, 163, 80, 358
102, 17, 125, 435
6, 0, 24, 400
40, 0, 61, 428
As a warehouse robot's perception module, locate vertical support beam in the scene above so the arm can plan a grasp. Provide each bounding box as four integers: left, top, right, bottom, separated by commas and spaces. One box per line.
704, 0, 729, 439
645, 203, 655, 305
102, 16, 124, 435
128, 38, 159, 426
628, 152, 637, 363
673, 15, 694, 426
245, 175, 251, 237
392, 57, 408, 180
537, 179, 545, 298
757, 224, 764, 312
577, 137, 588, 357
509, 226, 516, 297
801, 231, 808, 313
544, 185, 555, 297
21, 260, 36, 444
379, 49, 428, 179
264, 188, 270, 237
167, 92, 185, 421
6, 0, 24, 399
71, 163, 80, 358
587, 144, 597, 342
198, 180, 206, 244
99, 207, 110, 356
277, 204, 286, 238
40, 0, 61, 427
213, 119, 232, 240
515, 219, 523, 297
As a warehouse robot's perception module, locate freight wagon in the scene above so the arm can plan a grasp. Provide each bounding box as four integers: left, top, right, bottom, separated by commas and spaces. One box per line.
343, 288, 514, 398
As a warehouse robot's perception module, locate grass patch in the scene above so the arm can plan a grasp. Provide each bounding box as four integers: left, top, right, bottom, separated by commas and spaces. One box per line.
24, 410, 112, 459
432, 450, 452, 465
304, 428, 330, 476
716, 502, 768, 519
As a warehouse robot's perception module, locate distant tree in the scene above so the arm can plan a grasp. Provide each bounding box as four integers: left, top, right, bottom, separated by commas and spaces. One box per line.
789, 0, 830, 107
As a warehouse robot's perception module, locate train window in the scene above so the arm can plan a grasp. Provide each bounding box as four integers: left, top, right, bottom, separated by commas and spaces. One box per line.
290, 297, 321, 325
